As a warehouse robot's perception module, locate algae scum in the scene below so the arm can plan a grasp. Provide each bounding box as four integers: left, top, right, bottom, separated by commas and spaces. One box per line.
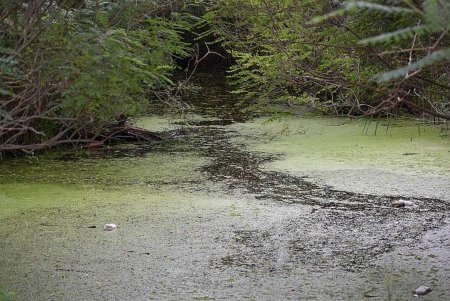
1, 81, 450, 300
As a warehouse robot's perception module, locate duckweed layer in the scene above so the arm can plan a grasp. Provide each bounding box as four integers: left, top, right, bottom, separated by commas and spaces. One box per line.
0, 114, 449, 300
232, 116, 450, 174
0, 184, 260, 300
0, 151, 205, 188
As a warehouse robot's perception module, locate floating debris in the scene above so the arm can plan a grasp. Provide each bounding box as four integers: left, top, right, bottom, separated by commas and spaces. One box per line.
103, 224, 118, 231
413, 286, 431, 297
391, 199, 416, 208
403, 152, 419, 156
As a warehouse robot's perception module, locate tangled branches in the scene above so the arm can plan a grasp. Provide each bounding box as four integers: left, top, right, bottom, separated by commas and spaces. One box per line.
0, 0, 194, 156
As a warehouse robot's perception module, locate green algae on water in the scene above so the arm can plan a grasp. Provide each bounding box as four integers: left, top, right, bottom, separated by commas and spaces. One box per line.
231, 116, 450, 176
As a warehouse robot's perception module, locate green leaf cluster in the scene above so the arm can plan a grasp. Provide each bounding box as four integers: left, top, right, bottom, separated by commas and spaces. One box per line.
38, 1, 192, 126
204, 0, 383, 112
335, 0, 450, 82
203, 0, 450, 117
1, 0, 196, 148
0, 47, 17, 96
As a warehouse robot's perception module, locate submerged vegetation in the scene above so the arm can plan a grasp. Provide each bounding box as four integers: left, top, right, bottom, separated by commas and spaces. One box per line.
0, 0, 449, 155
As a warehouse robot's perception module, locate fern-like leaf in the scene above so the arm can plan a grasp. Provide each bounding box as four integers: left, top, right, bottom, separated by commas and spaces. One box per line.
343, 1, 415, 14
358, 25, 426, 44
423, 0, 450, 31
309, 9, 346, 24
310, 1, 414, 25
374, 48, 450, 82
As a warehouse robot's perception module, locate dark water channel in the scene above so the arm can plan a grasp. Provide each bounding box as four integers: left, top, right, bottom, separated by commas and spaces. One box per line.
157, 123, 447, 275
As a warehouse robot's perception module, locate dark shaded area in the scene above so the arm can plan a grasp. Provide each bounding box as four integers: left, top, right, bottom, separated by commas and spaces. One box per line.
182, 73, 248, 122
176, 18, 232, 74
182, 41, 232, 73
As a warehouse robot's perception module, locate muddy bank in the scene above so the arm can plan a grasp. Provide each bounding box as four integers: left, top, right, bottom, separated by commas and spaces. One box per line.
0, 109, 449, 299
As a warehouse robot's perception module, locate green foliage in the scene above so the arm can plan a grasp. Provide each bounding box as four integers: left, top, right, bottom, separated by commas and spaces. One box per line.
333, 0, 450, 82
0, 47, 17, 96
204, 0, 383, 112
1, 0, 448, 152
204, 0, 449, 118
0, 0, 198, 151
424, 0, 450, 31
37, 2, 192, 126
358, 25, 426, 45
376, 48, 450, 82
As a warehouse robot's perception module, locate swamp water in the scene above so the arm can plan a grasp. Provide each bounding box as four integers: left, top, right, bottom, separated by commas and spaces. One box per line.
1, 80, 450, 300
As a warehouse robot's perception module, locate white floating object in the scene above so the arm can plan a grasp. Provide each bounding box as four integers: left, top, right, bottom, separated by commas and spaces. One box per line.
391, 199, 416, 208
402, 200, 416, 206
103, 224, 117, 231
413, 286, 431, 297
